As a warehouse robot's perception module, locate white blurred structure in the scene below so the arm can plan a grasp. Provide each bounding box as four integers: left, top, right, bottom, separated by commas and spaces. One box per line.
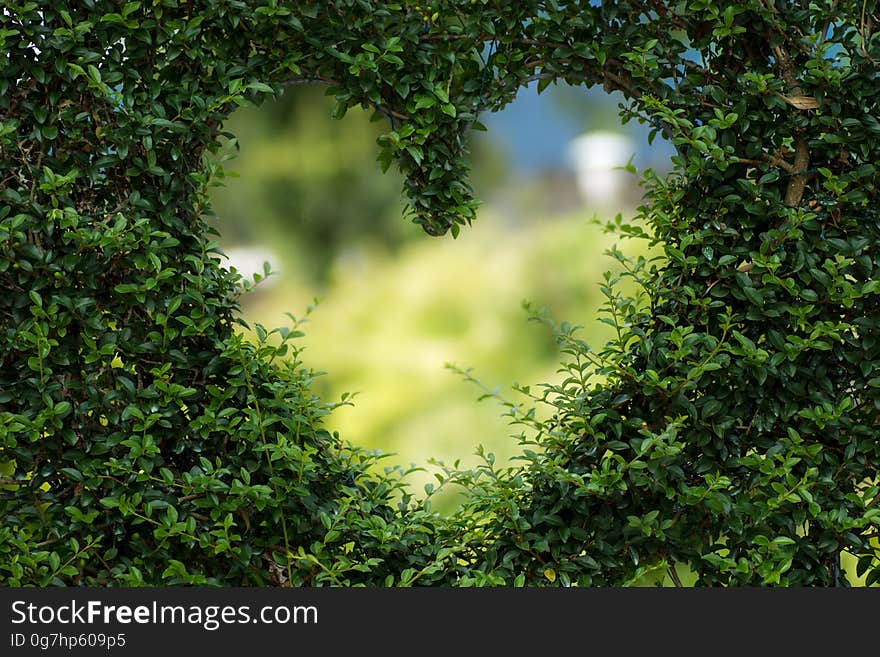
221, 245, 282, 288
567, 131, 636, 207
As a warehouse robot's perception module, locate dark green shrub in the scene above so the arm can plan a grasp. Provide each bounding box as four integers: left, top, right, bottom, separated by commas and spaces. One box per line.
0, 1, 452, 586
2, 1, 878, 586
451, 0, 880, 586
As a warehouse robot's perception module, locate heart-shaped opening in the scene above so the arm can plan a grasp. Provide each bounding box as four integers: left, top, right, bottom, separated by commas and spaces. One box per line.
208, 84, 669, 511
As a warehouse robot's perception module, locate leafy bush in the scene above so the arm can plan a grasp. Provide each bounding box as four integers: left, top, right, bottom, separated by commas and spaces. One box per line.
451, 1, 880, 586
2, 1, 878, 586
0, 1, 448, 586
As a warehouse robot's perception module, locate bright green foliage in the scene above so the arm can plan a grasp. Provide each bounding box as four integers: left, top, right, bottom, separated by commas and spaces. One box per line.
2, 1, 879, 586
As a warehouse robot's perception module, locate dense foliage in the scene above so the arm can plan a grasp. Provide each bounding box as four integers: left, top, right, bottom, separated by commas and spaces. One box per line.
2, 0, 878, 586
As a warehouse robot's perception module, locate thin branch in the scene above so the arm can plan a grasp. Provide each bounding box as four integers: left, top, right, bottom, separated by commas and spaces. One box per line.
668, 564, 685, 587
281, 76, 339, 88
733, 155, 797, 173
374, 103, 408, 122
35, 535, 68, 548
818, 0, 838, 45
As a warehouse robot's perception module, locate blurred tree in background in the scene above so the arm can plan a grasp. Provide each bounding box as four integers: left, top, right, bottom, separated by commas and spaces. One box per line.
210, 85, 412, 281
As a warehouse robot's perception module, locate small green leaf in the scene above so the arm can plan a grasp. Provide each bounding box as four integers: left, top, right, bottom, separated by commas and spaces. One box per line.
60, 467, 83, 481
87, 64, 102, 84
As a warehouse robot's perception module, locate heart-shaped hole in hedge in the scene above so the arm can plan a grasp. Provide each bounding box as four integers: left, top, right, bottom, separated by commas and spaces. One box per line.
207, 85, 651, 513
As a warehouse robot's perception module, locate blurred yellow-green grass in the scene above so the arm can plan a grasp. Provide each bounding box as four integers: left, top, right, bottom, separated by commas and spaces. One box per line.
233, 209, 643, 500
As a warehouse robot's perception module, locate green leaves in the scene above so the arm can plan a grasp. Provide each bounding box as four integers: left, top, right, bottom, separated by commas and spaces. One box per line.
3, 0, 880, 589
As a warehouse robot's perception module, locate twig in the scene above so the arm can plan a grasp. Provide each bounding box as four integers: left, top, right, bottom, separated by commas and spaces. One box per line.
668, 564, 685, 587
734, 154, 797, 174
818, 0, 838, 45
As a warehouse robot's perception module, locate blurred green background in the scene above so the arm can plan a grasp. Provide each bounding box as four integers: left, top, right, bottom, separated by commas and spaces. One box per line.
208, 83, 667, 508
